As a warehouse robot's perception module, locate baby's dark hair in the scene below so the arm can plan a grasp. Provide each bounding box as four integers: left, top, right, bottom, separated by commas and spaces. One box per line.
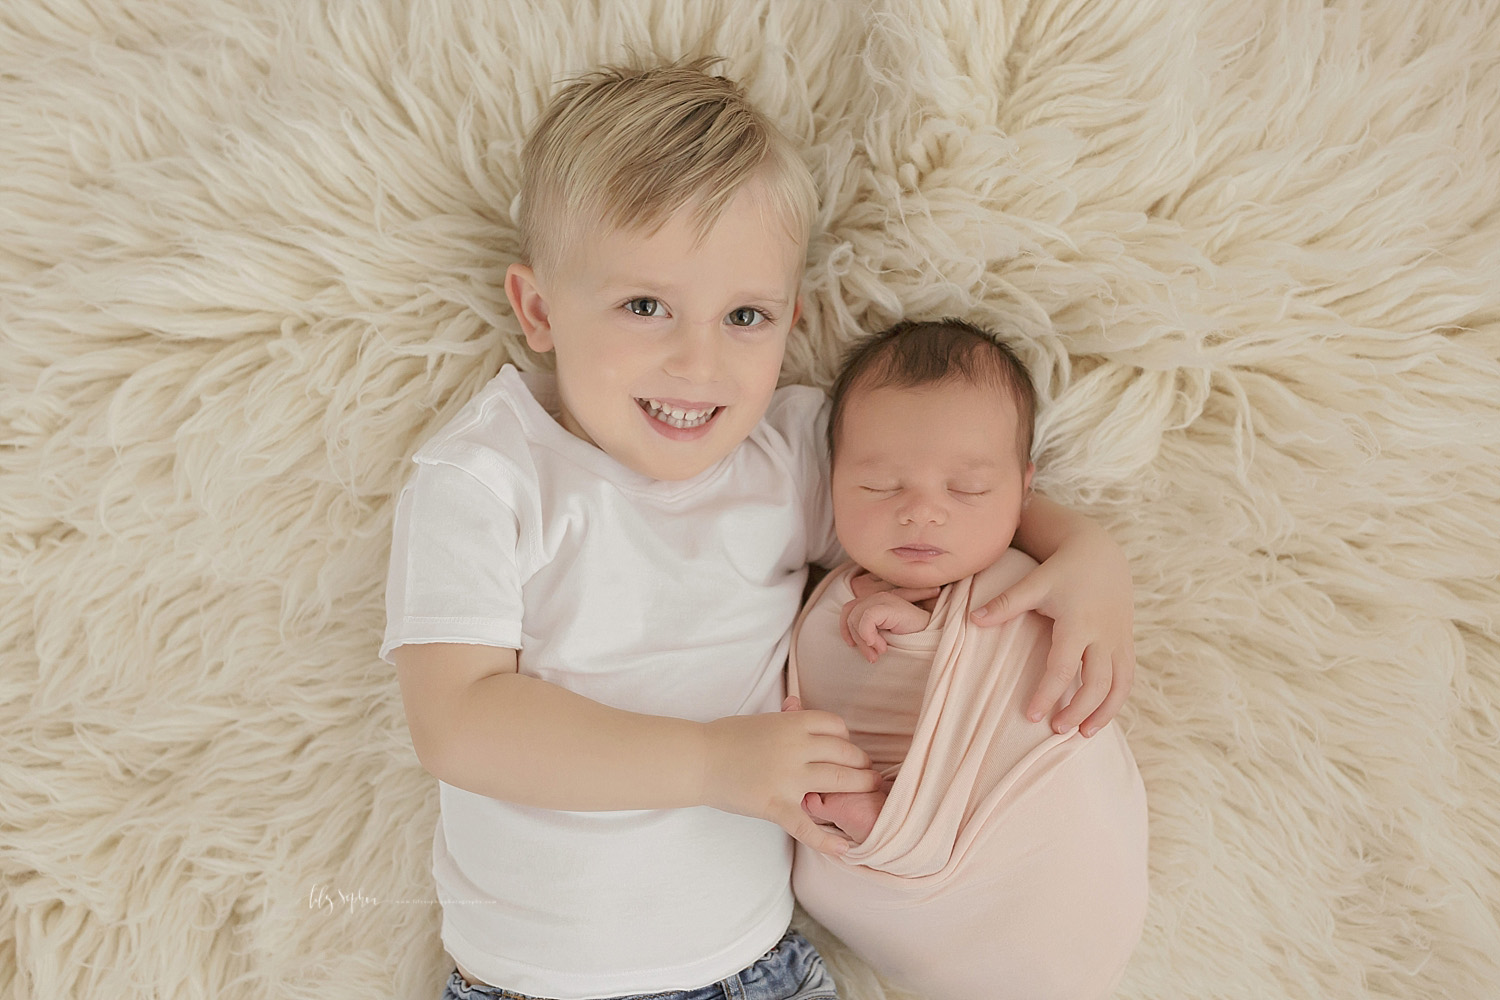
826, 318, 1037, 465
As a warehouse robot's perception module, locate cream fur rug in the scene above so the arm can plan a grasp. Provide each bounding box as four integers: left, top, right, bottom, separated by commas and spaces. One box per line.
4, 1, 1498, 997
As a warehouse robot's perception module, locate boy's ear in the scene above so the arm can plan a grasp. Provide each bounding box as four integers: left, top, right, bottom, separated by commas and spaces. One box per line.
505, 263, 554, 353
791, 296, 803, 328
1022, 461, 1035, 504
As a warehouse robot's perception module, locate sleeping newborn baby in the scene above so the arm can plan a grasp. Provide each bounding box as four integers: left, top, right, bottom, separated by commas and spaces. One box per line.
786, 319, 1149, 1000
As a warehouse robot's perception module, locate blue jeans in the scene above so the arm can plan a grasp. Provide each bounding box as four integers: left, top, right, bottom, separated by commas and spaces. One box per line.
440, 930, 838, 1000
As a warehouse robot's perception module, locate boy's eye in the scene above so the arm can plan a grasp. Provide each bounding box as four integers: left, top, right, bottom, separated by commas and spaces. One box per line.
860, 485, 899, 494
726, 307, 767, 327
626, 298, 664, 317
950, 488, 990, 497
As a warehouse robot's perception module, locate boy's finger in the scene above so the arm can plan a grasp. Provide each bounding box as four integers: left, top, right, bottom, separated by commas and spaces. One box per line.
793, 708, 853, 742
782, 695, 803, 712
1026, 634, 1086, 722
809, 762, 883, 794
806, 736, 874, 773
971, 577, 1040, 625
1051, 645, 1110, 733
790, 815, 853, 857
1079, 650, 1135, 738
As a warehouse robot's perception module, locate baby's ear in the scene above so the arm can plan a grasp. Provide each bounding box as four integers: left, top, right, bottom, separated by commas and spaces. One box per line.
1023, 461, 1036, 502
505, 263, 553, 352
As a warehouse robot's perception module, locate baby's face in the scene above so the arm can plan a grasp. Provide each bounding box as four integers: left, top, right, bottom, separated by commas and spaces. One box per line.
832, 379, 1034, 589
507, 177, 805, 481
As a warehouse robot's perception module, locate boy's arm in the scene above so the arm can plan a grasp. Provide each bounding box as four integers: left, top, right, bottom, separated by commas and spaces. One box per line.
973, 495, 1136, 738
394, 641, 879, 855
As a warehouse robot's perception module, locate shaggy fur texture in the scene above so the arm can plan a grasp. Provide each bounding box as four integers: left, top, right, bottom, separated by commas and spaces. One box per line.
3, 1, 1498, 997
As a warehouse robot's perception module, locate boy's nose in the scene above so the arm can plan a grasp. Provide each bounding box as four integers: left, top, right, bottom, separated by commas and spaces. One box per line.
663, 323, 722, 383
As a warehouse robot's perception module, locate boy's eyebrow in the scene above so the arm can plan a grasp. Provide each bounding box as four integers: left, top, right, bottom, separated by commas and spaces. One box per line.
598, 277, 789, 305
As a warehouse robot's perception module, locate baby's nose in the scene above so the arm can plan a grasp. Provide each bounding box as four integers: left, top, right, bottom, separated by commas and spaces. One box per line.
897, 495, 946, 525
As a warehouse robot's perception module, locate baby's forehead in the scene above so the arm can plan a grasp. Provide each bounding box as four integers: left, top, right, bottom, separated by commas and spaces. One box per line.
842, 374, 1024, 424
835, 378, 1027, 464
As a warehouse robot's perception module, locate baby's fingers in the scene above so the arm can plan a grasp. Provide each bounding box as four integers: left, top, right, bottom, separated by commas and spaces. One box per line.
855, 616, 886, 662
852, 632, 884, 664
839, 602, 858, 647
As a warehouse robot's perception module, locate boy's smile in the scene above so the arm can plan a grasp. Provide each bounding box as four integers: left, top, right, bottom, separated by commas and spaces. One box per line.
505, 176, 805, 481
635, 396, 722, 436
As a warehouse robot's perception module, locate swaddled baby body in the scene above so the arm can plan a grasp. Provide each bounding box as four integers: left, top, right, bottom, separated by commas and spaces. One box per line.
787, 321, 1148, 1000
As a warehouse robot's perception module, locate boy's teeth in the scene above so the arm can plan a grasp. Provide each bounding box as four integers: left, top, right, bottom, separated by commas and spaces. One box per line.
640, 398, 717, 428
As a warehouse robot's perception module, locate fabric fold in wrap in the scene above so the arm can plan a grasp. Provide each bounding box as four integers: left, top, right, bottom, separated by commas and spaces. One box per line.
789, 552, 1149, 1000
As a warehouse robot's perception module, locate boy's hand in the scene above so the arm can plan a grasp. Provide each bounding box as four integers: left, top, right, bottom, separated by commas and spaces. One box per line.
839, 592, 934, 663
701, 708, 883, 857
970, 524, 1135, 739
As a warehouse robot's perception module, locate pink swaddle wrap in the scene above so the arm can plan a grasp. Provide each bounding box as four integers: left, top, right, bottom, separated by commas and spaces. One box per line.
789, 550, 1149, 1000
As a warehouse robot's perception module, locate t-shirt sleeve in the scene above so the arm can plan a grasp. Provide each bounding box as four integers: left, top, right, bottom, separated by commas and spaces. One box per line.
765, 385, 845, 569
380, 460, 525, 664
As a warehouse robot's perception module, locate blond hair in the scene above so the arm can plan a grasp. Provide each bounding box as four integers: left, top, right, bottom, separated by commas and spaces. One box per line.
517, 58, 817, 273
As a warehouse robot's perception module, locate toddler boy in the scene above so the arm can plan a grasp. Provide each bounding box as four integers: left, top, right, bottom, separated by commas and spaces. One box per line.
382, 62, 1135, 1000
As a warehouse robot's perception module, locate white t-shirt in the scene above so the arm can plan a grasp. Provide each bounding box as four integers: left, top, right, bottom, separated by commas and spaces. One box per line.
382, 365, 840, 999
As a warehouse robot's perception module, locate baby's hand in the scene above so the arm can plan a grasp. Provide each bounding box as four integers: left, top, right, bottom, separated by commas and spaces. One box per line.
839, 591, 934, 663
700, 708, 883, 857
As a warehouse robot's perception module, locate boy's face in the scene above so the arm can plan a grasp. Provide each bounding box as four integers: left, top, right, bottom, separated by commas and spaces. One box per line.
505, 178, 804, 481
831, 379, 1034, 589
